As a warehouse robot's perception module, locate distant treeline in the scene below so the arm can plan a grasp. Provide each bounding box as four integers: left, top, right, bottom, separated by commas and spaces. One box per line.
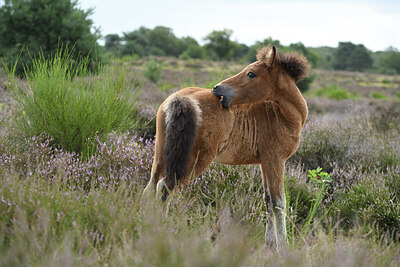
0, 0, 399, 76
105, 26, 400, 75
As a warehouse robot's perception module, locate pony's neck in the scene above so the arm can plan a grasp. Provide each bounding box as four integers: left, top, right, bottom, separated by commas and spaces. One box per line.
272, 82, 308, 127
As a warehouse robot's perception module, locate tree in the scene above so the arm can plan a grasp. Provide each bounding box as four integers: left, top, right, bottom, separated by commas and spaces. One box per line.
381, 51, 400, 74
180, 44, 205, 60
147, 26, 183, 57
104, 34, 121, 54
232, 43, 249, 61
334, 42, 356, 70
122, 27, 150, 56
204, 29, 236, 60
334, 42, 372, 71
347, 45, 373, 71
121, 26, 184, 57
288, 42, 319, 67
0, 0, 100, 75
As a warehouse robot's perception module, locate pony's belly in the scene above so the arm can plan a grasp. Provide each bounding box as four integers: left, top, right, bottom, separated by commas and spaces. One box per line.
214, 147, 260, 165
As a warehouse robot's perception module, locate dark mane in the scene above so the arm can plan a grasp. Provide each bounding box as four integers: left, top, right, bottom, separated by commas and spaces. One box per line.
257, 46, 310, 82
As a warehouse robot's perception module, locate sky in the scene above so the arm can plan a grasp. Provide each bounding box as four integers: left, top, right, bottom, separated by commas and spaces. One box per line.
2, 0, 399, 51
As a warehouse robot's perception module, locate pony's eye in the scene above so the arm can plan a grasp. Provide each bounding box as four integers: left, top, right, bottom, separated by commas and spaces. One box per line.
247, 72, 256, 79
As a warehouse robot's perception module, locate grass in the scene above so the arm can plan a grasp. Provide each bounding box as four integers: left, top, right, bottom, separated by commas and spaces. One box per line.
1, 138, 399, 265
312, 83, 356, 100
371, 91, 389, 99
3, 49, 142, 158
1, 55, 400, 265
160, 82, 176, 92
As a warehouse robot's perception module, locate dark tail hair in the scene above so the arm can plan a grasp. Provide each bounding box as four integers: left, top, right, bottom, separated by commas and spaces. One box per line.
164, 96, 198, 191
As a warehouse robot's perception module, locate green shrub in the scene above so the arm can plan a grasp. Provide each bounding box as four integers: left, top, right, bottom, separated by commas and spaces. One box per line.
143, 60, 162, 83
371, 92, 388, 99
381, 78, 390, 84
284, 166, 336, 246
369, 102, 400, 132
313, 84, 355, 100
297, 74, 315, 93
333, 172, 400, 236
291, 117, 400, 172
290, 125, 349, 172
160, 82, 176, 92
5, 49, 141, 158
397, 92, 400, 99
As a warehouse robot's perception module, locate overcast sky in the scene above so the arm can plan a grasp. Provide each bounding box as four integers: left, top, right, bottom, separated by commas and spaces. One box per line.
3, 0, 399, 51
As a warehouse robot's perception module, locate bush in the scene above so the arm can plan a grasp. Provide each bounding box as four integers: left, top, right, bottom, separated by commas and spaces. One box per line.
290, 117, 400, 172
333, 169, 400, 236
297, 74, 315, 93
369, 102, 400, 132
143, 60, 162, 83
290, 124, 348, 172
313, 84, 355, 100
370, 92, 388, 99
4, 49, 141, 158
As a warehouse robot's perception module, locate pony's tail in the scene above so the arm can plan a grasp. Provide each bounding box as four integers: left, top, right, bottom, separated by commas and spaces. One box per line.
163, 95, 200, 192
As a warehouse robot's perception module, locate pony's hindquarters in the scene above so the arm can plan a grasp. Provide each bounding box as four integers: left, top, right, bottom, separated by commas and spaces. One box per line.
143, 88, 230, 203
160, 94, 202, 200
142, 93, 203, 202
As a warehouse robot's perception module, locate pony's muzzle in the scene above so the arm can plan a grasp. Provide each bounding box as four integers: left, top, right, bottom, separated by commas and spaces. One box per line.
212, 85, 234, 109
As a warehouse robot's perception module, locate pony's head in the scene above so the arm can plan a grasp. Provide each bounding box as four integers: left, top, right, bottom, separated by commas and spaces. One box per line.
212, 46, 310, 108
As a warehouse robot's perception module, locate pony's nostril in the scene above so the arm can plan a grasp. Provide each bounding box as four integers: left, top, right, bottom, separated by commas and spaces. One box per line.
212, 85, 219, 91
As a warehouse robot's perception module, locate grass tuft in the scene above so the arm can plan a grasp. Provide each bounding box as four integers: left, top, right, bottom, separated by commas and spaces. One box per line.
371, 91, 389, 99
4, 49, 142, 158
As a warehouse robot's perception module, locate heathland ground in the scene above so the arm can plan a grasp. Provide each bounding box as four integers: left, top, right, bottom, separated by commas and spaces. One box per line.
0, 56, 399, 266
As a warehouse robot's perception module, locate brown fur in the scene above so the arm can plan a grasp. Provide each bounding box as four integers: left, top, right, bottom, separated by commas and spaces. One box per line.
142, 46, 309, 249
257, 46, 310, 82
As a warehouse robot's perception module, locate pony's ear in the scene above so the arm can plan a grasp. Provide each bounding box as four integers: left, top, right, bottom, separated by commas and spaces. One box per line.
266, 45, 277, 67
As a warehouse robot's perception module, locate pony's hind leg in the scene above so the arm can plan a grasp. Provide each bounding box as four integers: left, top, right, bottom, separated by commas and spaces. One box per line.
142, 103, 167, 202
155, 146, 217, 203
142, 157, 164, 201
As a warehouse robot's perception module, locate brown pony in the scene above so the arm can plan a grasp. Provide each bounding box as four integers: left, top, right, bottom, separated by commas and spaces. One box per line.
142, 46, 309, 248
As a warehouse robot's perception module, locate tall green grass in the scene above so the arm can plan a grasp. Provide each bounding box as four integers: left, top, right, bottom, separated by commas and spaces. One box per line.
5, 49, 141, 158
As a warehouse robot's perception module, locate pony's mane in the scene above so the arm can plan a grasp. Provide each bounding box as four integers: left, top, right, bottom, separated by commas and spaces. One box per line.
257, 46, 310, 82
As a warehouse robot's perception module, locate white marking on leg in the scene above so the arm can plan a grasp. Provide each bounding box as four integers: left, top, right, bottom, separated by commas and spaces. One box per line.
274, 196, 287, 245
141, 181, 155, 201
265, 214, 278, 248
156, 178, 167, 201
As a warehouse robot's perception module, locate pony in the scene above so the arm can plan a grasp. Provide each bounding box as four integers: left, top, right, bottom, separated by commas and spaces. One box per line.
142, 46, 309, 248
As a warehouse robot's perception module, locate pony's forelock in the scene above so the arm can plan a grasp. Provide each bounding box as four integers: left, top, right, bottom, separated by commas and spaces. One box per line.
257, 46, 310, 82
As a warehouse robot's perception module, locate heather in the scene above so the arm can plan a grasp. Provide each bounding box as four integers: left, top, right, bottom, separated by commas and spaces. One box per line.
1, 58, 400, 265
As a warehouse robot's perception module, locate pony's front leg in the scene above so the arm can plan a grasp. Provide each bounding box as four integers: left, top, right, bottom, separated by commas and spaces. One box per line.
260, 159, 287, 249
